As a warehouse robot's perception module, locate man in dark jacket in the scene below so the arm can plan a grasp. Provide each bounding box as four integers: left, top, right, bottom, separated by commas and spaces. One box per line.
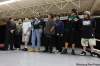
54, 15, 64, 53
43, 14, 56, 53
5, 18, 16, 50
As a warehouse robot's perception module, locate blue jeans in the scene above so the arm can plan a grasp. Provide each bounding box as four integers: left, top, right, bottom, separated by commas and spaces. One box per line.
31, 29, 42, 48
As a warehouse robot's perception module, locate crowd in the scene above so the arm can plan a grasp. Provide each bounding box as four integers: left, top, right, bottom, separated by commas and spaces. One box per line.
4, 9, 97, 57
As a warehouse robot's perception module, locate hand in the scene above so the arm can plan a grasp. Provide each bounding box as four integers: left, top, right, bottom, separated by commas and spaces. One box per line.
57, 33, 59, 36
24, 33, 26, 36
61, 34, 63, 36
10, 30, 14, 33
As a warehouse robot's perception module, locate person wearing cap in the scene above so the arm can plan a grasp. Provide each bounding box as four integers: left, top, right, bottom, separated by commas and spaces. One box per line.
80, 11, 96, 56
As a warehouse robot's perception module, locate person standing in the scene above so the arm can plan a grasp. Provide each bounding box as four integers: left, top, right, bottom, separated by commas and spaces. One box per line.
22, 18, 32, 51
43, 14, 55, 53
14, 19, 22, 50
29, 17, 43, 52
54, 15, 64, 53
62, 9, 80, 55
80, 11, 96, 56
5, 18, 16, 50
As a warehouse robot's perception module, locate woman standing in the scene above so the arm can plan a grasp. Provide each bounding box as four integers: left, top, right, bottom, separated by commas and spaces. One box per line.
14, 19, 22, 50
30, 17, 43, 52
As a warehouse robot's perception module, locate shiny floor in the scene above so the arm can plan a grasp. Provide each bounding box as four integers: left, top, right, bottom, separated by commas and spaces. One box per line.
0, 49, 100, 66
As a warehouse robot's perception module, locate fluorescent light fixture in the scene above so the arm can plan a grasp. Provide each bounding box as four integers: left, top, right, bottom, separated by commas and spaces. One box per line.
0, 0, 20, 5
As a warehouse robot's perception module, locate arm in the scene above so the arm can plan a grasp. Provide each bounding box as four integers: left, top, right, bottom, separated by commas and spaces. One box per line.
92, 19, 96, 31
10, 22, 16, 33
50, 26, 55, 32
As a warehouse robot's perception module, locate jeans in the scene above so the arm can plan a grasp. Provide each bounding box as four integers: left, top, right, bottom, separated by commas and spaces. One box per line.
31, 29, 42, 48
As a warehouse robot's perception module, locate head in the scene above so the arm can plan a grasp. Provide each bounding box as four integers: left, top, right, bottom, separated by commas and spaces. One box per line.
18, 19, 22, 22
84, 11, 91, 19
10, 18, 14, 22
48, 14, 54, 20
18, 19, 22, 24
54, 15, 60, 21
79, 12, 84, 19
71, 9, 78, 16
84, 11, 91, 16
24, 18, 29, 22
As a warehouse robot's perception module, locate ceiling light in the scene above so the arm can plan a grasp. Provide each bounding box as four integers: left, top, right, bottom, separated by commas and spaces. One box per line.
0, 0, 20, 5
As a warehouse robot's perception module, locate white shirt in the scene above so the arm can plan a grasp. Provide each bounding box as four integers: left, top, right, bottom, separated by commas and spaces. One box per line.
83, 20, 91, 26
22, 22, 31, 33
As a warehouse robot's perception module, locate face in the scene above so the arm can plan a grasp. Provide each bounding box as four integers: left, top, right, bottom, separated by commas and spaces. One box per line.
71, 13, 76, 16
18, 19, 22, 22
48, 15, 51, 20
10, 19, 14, 22
24, 18, 29, 21
54, 17, 56, 21
84, 14, 88, 19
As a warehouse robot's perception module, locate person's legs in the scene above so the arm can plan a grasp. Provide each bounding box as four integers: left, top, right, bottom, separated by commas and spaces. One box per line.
29, 30, 36, 51
16, 34, 21, 49
35, 29, 42, 51
56, 34, 63, 52
14, 34, 20, 49
14, 35, 17, 49
89, 38, 96, 56
61, 42, 68, 54
89, 38, 96, 51
22, 32, 25, 43
71, 43, 76, 55
80, 38, 88, 55
70, 31, 76, 55
23, 32, 31, 51
55, 34, 59, 51
9, 34, 14, 50
44, 36, 49, 52
61, 32, 69, 54
48, 35, 54, 53
4, 33, 10, 50
18, 34, 21, 49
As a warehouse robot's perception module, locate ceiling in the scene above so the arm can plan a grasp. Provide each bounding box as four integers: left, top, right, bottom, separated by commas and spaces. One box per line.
0, 0, 9, 2
0, 0, 100, 18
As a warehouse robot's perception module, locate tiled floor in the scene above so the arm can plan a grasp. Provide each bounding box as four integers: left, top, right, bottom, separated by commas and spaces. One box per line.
0, 50, 100, 66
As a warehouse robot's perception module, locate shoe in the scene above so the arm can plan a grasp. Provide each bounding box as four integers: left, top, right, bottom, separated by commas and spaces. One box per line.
61, 49, 68, 54
10, 48, 15, 50
22, 48, 28, 51
15, 48, 20, 51
97, 54, 100, 58
49, 51, 53, 53
80, 51, 86, 56
54, 50, 59, 54
43, 50, 49, 53
71, 50, 75, 55
28, 48, 35, 52
35, 48, 40, 52
90, 52, 98, 57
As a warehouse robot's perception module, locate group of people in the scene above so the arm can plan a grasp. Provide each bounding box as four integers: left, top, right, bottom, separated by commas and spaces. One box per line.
4, 9, 97, 57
